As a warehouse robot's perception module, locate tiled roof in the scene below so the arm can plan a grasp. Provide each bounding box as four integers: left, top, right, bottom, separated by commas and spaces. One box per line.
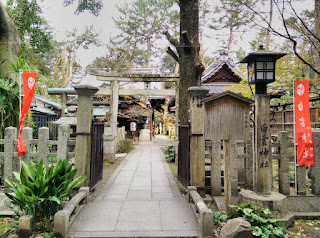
201, 58, 245, 83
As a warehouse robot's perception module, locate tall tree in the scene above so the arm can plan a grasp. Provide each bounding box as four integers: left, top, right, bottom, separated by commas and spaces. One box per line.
113, 0, 179, 66
166, 0, 204, 124
53, 26, 101, 88
6, 0, 55, 75
63, 0, 103, 16
209, 0, 256, 58
244, 0, 320, 82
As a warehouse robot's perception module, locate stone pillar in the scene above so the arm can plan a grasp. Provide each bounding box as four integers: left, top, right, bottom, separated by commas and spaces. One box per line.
312, 130, 320, 195
254, 95, 272, 195
188, 87, 209, 192
4, 127, 16, 182
104, 81, 119, 163
211, 140, 221, 196
74, 85, 98, 186
57, 125, 70, 161
38, 127, 49, 167
245, 140, 254, 190
279, 131, 290, 195
21, 127, 32, 164
230, 140, 238, 196
296, 166, 306, 195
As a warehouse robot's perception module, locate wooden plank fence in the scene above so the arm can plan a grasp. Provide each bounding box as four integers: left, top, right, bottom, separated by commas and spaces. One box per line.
0, 125, 75, 183
205, 130, 320, 197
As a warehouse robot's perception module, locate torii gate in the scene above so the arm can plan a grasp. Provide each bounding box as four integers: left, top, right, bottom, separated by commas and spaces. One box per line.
89, 69, 179, 163
49, 70, 179, 163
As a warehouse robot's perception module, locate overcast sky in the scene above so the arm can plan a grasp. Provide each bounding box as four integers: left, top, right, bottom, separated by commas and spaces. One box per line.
16, 0, 316, 68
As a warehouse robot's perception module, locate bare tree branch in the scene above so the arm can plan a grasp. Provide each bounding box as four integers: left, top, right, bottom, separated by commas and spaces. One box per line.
164, 31, 179, 49
166, 47, 179, 62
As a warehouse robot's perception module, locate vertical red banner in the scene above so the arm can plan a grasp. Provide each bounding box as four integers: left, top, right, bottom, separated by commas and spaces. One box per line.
17, 72, 37, 157
294, 80, 314, 166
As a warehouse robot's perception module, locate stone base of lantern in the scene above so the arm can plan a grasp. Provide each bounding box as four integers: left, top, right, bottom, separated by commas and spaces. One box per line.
239, 190, 287, 218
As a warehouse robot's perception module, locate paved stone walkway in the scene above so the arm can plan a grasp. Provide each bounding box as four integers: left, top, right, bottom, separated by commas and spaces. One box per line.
68, 141, 200, 237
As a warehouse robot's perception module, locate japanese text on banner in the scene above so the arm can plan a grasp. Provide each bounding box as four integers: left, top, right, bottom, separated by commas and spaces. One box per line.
294, 80, 314, 166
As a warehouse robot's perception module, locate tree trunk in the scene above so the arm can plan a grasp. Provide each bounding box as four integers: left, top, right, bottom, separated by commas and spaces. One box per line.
0, 2, 21, 83
178, 0, 203, 125
227, 25, 234, 58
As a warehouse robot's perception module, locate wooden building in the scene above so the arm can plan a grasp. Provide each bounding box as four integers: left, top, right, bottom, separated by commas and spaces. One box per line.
202, 91, 253, 141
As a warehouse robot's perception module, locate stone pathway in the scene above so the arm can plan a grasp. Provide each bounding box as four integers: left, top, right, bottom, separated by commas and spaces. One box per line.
68, 140, 200, 237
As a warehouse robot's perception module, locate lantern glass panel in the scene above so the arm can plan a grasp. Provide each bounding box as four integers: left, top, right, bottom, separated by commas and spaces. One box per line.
248, 63, 255, 82
267, 62, 274, 70
266, 72, 273, 80
256, 62, 264, 70
257, 72, 264, 79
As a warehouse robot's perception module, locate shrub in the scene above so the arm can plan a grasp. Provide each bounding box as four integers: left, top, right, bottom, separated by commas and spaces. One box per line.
229, 203, 286, 237
117, 139, 134, 153
164, 145, 175, 163
5, 159, 87, 232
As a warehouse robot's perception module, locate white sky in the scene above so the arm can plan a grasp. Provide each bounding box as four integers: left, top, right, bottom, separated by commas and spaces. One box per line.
6, 0, 315, 68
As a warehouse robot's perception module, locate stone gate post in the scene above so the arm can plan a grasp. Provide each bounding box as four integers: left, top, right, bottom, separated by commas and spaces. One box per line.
74, 85, 98, 186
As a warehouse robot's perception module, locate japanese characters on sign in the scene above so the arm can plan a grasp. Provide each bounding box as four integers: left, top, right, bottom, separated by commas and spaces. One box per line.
259, 123, 270, 169
294, 80, 314, 166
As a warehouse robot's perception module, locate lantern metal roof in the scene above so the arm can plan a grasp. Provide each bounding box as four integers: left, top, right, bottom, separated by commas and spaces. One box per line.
240, 45, 286, 63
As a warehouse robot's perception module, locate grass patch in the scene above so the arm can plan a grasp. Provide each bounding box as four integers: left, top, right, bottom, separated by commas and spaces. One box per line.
168, 162, 177, 178
103, 160, 111, 166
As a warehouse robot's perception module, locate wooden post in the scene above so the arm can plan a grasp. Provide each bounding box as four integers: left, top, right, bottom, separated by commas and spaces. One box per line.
188, 87, 209, 194
254, 95, 272, 195
224, 139, 231, 216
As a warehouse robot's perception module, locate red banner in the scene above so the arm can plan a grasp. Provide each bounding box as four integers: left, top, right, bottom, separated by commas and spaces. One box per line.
17, 72, 37, 157
294, 80, 314, 166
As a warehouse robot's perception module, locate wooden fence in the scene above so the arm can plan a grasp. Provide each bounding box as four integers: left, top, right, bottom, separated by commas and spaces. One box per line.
0, 125, 75, 183
205, 130, 320, 197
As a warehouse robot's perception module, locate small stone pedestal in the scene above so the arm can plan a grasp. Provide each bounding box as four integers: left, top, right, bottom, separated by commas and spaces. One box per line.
239, 190, 287, 218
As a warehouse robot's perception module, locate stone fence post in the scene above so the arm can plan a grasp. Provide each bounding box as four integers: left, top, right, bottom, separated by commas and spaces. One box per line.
20, 127, 32, 164
211, 140, 221, 196
312, 130, 320, 195
278, 131, 290, 195
244, 140, 253, 190
38, 127, 49, 167
57, 125, 70, 161
4, 127, 16, 183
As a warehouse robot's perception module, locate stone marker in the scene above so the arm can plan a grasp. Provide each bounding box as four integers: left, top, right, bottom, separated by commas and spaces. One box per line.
220, 217, 252, 238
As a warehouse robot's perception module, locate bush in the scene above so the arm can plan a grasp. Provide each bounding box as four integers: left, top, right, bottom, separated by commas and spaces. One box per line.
117, 139, 134, 153
5, 159, 87, 232
229, 203, 286, 237
164, 145, 175, 163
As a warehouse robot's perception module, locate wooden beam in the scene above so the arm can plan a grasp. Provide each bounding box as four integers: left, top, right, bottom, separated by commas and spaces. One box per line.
96, 88, 175, 96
